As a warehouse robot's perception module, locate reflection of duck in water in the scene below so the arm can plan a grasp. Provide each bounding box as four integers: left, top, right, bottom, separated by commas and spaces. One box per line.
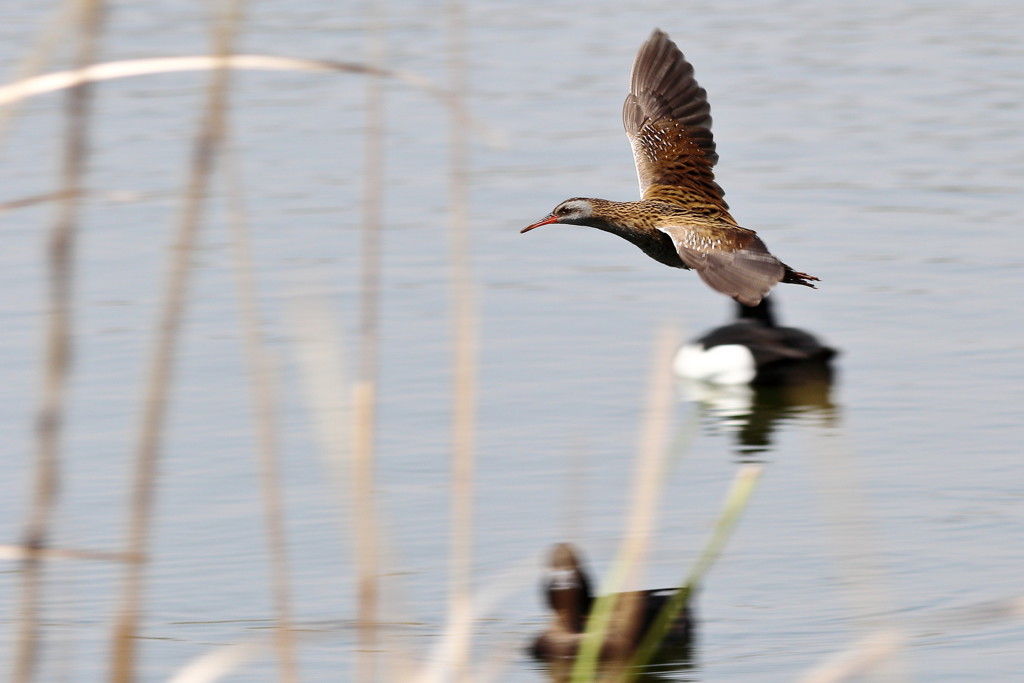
530, 543, 693, 663
674, 297, 838, 458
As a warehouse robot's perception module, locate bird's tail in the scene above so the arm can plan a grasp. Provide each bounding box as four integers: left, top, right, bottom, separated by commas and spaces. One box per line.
782, 266, 819, 289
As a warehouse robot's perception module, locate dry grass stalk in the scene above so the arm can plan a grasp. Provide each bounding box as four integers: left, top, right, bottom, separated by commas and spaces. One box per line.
289, 303, 419, 681
0, 545, 134, 563
0, 190, 78, 214
443, 2, 478, 682
166, 641, 271, 683
799, 595, 1024, 683
351, 3, 388, 679
804, 428, 910, 681
415, 554, 542, 683
798, 629, 905, 683
223, 146, 299, 680
11, 2, 103, 680
570, 328, 678, 682
109, 2, 245, 680
562, 439, 590, 548
0, 56, 436, 108
290, 303, 351, 520
0, 0, 76, 152
0, 55, 506, 163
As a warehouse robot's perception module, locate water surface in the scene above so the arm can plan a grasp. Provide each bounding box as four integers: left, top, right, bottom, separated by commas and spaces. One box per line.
2, 0, 1023, 680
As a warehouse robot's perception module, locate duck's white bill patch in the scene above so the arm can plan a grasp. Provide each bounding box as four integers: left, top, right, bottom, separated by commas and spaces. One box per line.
672, 343, 756, 385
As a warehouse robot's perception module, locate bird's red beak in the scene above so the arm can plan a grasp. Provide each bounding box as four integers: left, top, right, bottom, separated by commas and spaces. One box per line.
521, 214, 559, 233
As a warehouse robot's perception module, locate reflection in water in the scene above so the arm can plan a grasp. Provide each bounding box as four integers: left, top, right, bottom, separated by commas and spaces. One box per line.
675, 298, 839, 459
681, 379, 837, 460
536, 645, 697, 683
529, 543, 696, 681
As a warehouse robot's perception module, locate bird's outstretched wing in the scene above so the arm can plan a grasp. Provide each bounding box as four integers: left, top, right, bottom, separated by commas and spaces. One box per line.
623, 29, 731, 218
657, 224, 785, 306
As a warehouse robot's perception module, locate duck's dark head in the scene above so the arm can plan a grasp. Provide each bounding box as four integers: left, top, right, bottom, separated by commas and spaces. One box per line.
735, 295, 777, 327
522, 198, 599, 232
543, 543, 594, 633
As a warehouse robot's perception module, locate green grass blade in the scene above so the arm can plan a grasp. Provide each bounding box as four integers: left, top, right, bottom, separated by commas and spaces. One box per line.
629, 464, 763, 673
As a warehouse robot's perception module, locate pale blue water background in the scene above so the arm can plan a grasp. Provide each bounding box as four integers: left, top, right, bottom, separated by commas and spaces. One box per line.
2, 0, 1023, 680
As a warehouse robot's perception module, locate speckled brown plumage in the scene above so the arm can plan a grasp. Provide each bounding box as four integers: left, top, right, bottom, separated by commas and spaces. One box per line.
522, 29, 818, 306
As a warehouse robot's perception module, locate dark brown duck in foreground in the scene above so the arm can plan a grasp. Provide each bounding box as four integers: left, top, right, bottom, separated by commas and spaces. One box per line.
522, 29, 818, 306
530, 543, 693, 662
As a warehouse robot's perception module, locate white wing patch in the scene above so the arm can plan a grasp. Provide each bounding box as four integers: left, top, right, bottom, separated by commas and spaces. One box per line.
655, 225, 725, 253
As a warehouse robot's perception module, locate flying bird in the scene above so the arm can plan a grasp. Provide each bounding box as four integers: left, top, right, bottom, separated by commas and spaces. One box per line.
522, 29, 818, 306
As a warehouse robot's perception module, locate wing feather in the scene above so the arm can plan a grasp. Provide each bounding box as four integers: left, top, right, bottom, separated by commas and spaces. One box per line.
657, 225, 784, 306
623, 30, 731, 216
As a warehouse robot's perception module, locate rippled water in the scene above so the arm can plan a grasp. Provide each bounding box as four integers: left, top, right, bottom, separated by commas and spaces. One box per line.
2, 1, 1023, 681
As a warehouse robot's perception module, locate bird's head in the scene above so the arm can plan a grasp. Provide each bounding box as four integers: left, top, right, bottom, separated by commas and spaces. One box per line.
521, 198, 596, 232
543, 543, 593, 632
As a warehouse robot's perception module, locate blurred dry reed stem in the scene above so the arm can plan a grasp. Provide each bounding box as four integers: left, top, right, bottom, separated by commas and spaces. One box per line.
799, 595, 1024, 683
109, 2, 245, 680
350, 2, 388, 680
0, 56, 437, 109
166, 641, 271, 683
223, 145, 299, 679
11, 1, 103, 681
0, 190, 78, 214
799, 629, 905, 683
162, 552, 542, 683
0, 30, 474, 683
562, 439, 590, 547
290, 302, 352, 529
293, 298, 413, 681
803, 428, 910, 681
0, 0, 76, 153
415, 553, 543, 683
570, 328, 678, 682
443, 2, 478, 683
0, 545, 133, 562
